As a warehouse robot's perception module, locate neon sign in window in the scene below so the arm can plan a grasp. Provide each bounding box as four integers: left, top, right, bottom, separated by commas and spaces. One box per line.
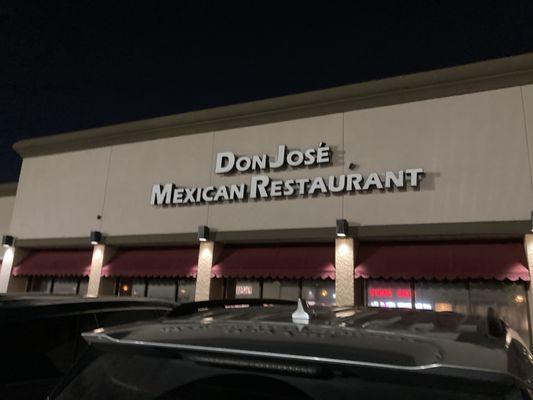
367, 281, 413, 309
236, 285, 254, 296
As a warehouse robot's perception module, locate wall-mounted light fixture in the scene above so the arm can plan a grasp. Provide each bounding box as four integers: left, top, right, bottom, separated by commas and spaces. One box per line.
1, 235, 14, 248
198, 225, 210, 242
336, 219, 348, 237
90, 231, 103, 245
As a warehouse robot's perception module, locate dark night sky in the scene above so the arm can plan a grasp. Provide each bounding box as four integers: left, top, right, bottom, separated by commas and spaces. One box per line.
2, 1, 533, 182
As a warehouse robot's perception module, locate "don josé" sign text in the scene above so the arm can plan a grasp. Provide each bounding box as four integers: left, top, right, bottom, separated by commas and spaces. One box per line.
151, 143, 424, 206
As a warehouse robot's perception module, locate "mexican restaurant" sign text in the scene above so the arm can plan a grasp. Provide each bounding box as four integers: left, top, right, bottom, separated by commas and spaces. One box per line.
151, 143, 424, 206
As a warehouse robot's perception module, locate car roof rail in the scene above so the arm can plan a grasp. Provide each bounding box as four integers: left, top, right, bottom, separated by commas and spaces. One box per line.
167, 298, 296, 317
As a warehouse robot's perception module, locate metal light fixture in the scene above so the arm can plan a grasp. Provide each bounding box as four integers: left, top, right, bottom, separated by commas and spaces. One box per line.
90, 231, 103, 245
198, 225, 209, 242
1, 235, 14, 248
336, 219, 348, 237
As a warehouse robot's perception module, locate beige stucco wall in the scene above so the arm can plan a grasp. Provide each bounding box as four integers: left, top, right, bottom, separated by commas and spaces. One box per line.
343, 86, 533, 225
100, 133, 212, 236
522, 84, 533, 196
9, 85, 533, 239
0, 196, 15, 234
10, 148, 110, 238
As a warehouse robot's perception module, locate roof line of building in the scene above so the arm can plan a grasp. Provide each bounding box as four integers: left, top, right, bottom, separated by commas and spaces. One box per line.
0, 182, 18, 197
13, 52, 533, 158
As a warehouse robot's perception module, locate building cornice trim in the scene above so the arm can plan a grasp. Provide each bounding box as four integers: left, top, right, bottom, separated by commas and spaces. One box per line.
0, 182, 18, 197
13, 220, 529, 249
13, 53, 533, 158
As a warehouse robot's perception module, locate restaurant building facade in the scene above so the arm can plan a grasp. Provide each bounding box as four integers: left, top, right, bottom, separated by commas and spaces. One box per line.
2, 54, 533, 343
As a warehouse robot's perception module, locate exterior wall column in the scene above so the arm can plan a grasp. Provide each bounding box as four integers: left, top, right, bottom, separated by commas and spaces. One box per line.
524, 234, 533, 347
335, 237, 357, 306
195, 241, 216, 301
0, 246, 28, 293
86, 245, 115, 297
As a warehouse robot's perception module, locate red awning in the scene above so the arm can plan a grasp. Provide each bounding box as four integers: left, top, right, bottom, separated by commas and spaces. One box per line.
102, 247, 198, 278
212, 245, 335, 280
355, 242, 530, 281
12, 250, 93, 277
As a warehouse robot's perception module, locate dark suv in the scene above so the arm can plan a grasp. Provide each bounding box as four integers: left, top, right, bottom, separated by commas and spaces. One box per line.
50, 299, 533, 399
0, 294, 174, 399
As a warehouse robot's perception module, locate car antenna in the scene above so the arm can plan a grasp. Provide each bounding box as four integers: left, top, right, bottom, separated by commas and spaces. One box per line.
292, 298, 310, 325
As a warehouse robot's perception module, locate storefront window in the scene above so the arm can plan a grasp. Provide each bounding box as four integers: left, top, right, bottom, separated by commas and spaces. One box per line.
414, 281, 468, 313
99, 277, 116, 296
302, 279, 335, 306
235, 280, 261, 299
131, 279, 146, 297
29, 277, 53, 293
262, 280, 279, 299
52, 278, 79, 295
469, 281, 529, 343
7, 276, 28, 293
147, 279, 176, 301
118, 278, 133, 296
177, 279, 196, 303
280, 281, 299, 300
263, 280, 299, 300
78, 277, 89, 296
366, 279, 529, 344
367, 280, 412, 309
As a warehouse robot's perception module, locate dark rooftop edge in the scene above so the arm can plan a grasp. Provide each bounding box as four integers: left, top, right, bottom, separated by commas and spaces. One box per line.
0, 182, 18, 197
13, 53, 533, 158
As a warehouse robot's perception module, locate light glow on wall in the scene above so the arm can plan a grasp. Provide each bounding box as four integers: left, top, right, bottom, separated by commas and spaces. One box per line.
434, 302, 452, 312
338, 242, 351, 256
515, 295, 525, 304
201, 244, 213, 259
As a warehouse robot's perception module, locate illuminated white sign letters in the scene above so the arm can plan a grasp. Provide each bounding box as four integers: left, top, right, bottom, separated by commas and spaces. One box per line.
151, 143, 424, 206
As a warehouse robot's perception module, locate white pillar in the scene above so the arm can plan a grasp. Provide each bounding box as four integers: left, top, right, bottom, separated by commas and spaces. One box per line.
0, 246, 28, 293
86, 245, 115, 297
194, 241, 223, 301
0, 246, 15, 293
195, 241, 215, 301
335, 237, 357, 306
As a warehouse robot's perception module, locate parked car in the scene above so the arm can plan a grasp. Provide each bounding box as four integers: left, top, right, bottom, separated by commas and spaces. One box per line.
0, 294, 174, 399
50, 299, 533, 399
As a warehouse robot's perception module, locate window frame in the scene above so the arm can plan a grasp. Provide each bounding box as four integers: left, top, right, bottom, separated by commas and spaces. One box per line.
223, 278, 338, 304
28, 276, 89, 295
